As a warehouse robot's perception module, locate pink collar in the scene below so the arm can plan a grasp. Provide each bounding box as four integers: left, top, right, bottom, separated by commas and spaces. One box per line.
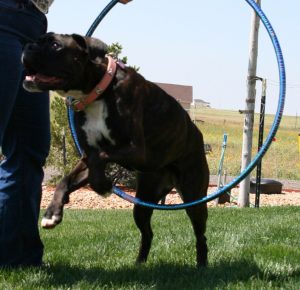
69, 55, 118, 111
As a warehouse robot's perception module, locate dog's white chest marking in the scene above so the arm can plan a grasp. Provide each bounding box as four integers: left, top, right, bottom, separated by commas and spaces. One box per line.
81, 100, 116, 148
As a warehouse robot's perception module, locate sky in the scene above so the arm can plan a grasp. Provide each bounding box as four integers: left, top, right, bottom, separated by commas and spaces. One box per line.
47, 0, 300, 116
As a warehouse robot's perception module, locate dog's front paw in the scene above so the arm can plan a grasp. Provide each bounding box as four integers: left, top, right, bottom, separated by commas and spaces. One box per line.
90, 178, 112, 197
41, 203, 63, 229
41, 215, 61, 229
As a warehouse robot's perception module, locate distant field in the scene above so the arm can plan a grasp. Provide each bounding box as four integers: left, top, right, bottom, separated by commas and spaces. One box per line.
43, 102, 300, 181
191, 107, 300, 180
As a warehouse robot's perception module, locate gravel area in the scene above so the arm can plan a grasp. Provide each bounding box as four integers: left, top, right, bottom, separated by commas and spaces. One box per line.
41, 185, 300, 209
43, 167, 300, 209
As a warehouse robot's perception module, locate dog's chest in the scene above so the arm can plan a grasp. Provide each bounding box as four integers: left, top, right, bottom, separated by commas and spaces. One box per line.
81, 100, 116, 148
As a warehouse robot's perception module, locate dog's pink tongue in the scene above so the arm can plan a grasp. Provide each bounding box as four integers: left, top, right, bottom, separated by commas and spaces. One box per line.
36, 73, 58, 82
25, 75, 35, 81
25, 74, 60, 83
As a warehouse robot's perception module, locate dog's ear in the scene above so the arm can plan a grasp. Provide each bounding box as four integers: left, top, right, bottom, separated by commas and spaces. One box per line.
72, 34, 88, 52
71, 34, 108, 63
85, 37, 108, 63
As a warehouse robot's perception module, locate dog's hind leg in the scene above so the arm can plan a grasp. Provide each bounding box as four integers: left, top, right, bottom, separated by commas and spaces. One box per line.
176, 156, 209, 267
133, 171, 172, 264
133, 204, 154, 264
184, 204, 208, 267
42, 158, 89, 229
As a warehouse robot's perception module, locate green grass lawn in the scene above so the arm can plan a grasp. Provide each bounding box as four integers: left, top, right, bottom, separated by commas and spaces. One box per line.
1, 207, 299, 289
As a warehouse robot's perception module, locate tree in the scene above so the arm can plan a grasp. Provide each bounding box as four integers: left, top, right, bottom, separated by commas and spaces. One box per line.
47, 93, 78, 182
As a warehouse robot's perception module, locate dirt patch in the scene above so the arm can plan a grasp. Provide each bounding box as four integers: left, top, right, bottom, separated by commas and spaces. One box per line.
41, 186, 300, 209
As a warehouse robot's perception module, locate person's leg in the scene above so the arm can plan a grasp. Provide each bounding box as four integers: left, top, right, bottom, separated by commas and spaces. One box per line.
0, 5, 50, 267
0, 89, 50, 267
0, 30, 25, 267
14, 78, 50, 266
0, 39, 50, 266
0, 35, 21, 145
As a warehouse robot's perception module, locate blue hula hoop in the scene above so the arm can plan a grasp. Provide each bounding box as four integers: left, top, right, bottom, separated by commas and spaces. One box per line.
67, 0, 286, 210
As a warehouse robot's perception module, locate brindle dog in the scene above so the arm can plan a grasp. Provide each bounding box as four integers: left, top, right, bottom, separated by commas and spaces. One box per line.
22, 33, 209, 267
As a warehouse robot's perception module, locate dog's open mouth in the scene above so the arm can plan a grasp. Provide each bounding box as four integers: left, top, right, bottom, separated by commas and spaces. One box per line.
25, 73, 63, 86
22, 57, 64, 91
23, 67, 65, 92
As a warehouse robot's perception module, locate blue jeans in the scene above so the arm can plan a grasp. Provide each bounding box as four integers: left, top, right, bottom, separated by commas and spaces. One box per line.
0, 0, 50, 267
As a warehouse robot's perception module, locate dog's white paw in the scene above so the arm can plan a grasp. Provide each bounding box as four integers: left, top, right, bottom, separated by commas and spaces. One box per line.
41, 215, 61, 229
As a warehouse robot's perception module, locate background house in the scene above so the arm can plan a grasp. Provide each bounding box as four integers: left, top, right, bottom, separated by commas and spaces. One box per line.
155, 82, 193, 111
193, 98, 211, 108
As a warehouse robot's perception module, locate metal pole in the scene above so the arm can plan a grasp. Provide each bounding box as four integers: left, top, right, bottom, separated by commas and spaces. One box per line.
215, 134, 228, 206
238, 0, 261, 207
62, 128, 67, 167
255, 79, 266, 208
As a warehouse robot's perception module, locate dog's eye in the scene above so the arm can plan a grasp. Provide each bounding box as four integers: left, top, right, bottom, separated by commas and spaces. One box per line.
51, 41, 62, 50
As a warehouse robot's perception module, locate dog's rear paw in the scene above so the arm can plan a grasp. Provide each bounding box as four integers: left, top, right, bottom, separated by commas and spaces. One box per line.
41, 215, 61, 229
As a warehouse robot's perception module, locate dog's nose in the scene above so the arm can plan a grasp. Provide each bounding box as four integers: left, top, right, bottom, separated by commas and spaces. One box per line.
22, 43, 39, 65
24, 42, 39, 52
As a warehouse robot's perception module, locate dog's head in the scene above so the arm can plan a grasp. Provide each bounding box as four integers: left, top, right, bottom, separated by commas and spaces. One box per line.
22, 33, 108, 93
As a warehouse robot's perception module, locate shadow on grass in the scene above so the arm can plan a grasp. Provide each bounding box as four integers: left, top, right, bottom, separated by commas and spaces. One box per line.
43, 260, 300, 289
